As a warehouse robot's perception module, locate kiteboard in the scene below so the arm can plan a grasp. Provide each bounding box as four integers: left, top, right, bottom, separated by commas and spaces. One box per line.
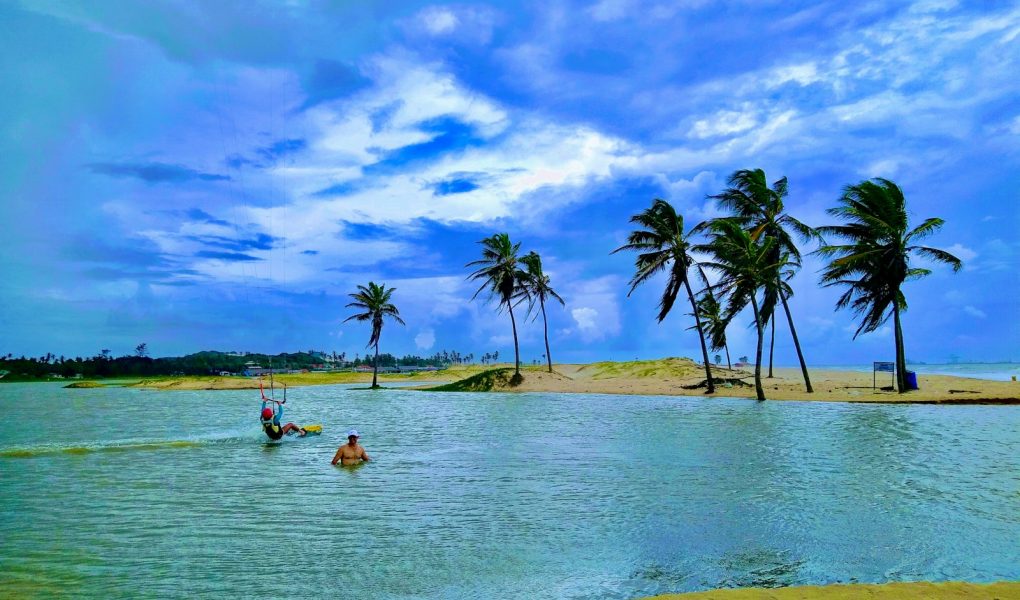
301, 424, 322, 435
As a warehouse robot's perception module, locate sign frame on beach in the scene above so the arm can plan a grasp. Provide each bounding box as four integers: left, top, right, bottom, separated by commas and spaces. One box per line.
873, 361, 895, 389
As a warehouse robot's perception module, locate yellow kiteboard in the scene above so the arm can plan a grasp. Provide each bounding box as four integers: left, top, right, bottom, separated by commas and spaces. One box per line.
301, 424, 322, 435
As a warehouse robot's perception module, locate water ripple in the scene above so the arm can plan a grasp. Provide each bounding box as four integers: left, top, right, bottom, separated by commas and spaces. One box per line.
1, 385, 1019, 598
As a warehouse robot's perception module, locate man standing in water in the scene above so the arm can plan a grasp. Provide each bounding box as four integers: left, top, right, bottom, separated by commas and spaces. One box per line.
331, 430, 370, 465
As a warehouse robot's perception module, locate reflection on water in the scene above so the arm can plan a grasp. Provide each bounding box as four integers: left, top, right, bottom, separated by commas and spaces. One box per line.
1, 384, 1019, 599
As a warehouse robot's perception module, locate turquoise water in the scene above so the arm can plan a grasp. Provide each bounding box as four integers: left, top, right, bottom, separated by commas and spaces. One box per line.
2, 384, 1019, 599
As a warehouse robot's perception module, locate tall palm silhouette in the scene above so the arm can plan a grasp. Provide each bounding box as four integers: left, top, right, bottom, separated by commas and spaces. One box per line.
343, 282, 405, 389
467, 233, 528, 379
709, 169, 817, 392
817, 178, 962, 392
698, 219, 779, 401
613, 199, 715, 393
519, 251, 565, 373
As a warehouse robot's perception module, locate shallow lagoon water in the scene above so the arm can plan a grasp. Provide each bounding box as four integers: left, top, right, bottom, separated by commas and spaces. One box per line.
1, 383, 1019, 599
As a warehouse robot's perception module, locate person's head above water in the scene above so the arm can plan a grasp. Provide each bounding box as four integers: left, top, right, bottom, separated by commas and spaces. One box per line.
261, 407, 273, 420
347, 429, 359, 442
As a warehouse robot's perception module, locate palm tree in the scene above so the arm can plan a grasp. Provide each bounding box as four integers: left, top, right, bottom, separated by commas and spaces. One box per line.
519, 251, 565, 373
709, 169, 818, 392
612, 199, 715, 393
698, 219, 779, 401
467, 233, 528, 379
690, 287, 731, 370
817, 178, 962, 393
343, 282, 405, 388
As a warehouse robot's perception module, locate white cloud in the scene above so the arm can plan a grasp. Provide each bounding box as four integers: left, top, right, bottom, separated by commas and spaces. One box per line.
945, 243, 977, 262
420, 7, 459, 35
415, 328, 436, 349
963, 305, 986, 319
689, 108, 758, 139
563, 276, 622, 342
1009, 115, 1020, 134
572, 307, 598, 330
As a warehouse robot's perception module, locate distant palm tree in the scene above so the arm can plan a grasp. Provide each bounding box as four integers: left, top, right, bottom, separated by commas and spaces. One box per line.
467, 234, 528, 379
613, 199, 715, 393
519, 251, 565, 373
690, 287, 731, 370
698, 219, 779, 401
817, 178, 962, 393
709, 169, 818, 392
343, 282, 405, 388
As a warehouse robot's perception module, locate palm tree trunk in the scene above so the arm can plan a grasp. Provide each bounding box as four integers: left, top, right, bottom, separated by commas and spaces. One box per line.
683, 277, 715, 393
541, 300, 552, 373
767, 316, 775, 378
779, 288, 813, 393
750, 293, 766, 401
893, 300, 907, 393
724, 345, 731, 370
508, 302, 521, 376
372, 342, 379, 388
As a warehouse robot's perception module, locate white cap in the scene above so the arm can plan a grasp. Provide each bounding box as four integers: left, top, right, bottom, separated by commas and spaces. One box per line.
347, 429, 359, 438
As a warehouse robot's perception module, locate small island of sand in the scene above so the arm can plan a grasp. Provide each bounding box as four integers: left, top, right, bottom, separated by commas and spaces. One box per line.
126, 358, 1019, 404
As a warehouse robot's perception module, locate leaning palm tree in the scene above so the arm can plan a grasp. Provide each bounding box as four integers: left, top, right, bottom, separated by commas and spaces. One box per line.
709, 169, 818, 392
343, 282, 405, 388
690, 287, 731, 370
612, 199, 715, 393
519, 251, 565, 373
697, 219, 779, 401
467, 233, 528, 379
817, 178, 962, 393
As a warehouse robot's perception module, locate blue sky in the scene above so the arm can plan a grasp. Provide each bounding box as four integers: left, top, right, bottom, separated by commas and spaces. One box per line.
2, 0, 1018, 364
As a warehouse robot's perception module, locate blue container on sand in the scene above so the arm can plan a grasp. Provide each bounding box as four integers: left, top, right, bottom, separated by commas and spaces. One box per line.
905, 370, 919, 390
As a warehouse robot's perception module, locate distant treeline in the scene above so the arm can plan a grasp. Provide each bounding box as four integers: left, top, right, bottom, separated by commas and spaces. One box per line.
0, 348, 477, 381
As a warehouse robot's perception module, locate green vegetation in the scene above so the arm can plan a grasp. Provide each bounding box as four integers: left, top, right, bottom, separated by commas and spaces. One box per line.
576, 357, 703, 380
708, 169, 818, 392
690, 290, 731, 370
467, 233, 528, 382
613, 199, 716, 393
427, 368, 520, 392
343, 282, 405, 389
818, 178, 963, 393
519, 251, 564, 373
64, 381, 105, 388
699, 220, 780, 401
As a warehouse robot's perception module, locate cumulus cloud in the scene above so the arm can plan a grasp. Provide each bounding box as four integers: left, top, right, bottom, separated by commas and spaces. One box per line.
563, 276, 622, 342
415, 328, 436, 349
572, 307, 598, 330
420, 7, 459, 35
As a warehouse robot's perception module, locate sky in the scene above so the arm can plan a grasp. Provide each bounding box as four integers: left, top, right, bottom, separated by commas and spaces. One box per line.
1, 0, 1018, 365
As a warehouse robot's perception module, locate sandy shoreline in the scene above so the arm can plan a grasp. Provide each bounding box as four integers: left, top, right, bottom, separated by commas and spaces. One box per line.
643, 581, 1020, 599
113, 359, 1020, 404
499, 363, 1020, 404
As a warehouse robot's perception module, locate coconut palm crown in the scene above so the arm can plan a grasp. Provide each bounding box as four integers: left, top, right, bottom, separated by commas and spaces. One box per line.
612, 198, 715, 393
697, 219, 780, 401
343, 281, 405, 388
708, 168, 818, 392
466, 233, 528, 378
519, 251, 565, 373
817, 178, 961, 393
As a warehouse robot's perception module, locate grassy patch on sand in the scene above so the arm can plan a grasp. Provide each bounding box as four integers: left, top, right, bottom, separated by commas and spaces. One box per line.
576, 357, 705, 380
426, 368, 518, 392
63, 381, 106, 388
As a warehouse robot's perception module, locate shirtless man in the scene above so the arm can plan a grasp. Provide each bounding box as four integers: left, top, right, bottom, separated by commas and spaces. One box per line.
331, 430, 370, 466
